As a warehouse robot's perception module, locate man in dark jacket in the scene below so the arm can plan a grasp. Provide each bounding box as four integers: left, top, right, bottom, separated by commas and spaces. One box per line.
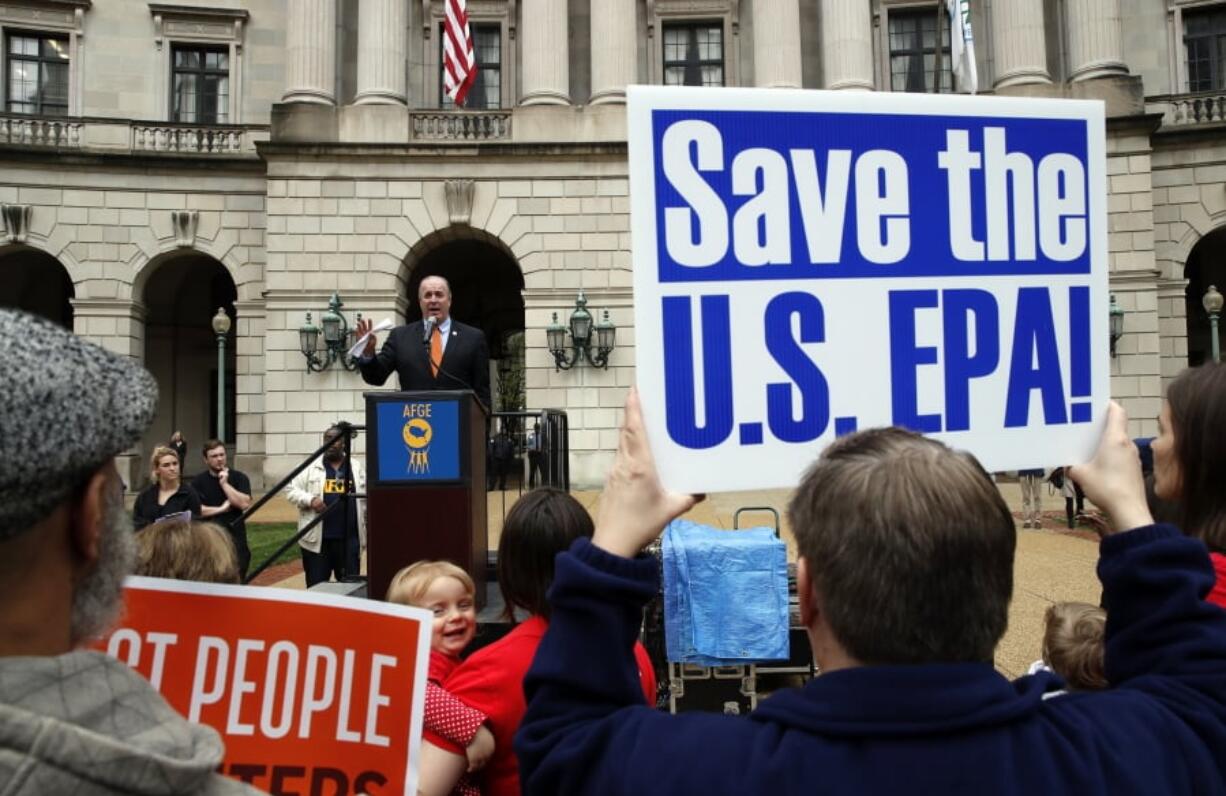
516, 393, 1226, 796
355, 274, 491, 412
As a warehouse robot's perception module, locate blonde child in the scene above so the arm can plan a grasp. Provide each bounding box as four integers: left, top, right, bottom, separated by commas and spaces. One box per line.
1040, 601, 1108, 691
387, 561, 494, 794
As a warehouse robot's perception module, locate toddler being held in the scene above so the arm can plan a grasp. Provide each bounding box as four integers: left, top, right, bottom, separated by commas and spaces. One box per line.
387, 561, 493, 793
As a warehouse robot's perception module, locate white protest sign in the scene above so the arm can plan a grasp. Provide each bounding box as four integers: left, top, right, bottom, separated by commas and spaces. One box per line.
628, 86, 1108, 493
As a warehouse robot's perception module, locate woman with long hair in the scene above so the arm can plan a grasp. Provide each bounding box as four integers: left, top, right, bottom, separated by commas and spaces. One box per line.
132, 445, 202, 530
1151, 362, 1226, 606
416, 488, 657, 796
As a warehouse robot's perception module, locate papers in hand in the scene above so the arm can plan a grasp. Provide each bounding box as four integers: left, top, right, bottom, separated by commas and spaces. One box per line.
347, 318, 393, 359
152, 511, 192, 527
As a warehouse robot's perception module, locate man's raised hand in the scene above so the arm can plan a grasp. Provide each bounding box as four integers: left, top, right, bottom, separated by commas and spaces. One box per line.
593, 388, 700, 558
355, 317, 378, 358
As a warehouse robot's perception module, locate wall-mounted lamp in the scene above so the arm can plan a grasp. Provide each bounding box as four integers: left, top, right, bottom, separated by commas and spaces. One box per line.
1204, 284, 1223, 364
299, 292, 361, 373
1108, 294, 1125, 358
546, 290, 616, 371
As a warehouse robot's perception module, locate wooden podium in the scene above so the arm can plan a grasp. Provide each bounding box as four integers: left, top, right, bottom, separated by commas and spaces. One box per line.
364, 390, 487, 602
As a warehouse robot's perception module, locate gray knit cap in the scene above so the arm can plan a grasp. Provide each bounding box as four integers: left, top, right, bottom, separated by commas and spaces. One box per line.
0, 308, 158, 539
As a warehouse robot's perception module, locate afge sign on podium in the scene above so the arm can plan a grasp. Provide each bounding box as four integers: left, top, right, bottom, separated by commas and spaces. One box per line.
628, 86, 1108, 494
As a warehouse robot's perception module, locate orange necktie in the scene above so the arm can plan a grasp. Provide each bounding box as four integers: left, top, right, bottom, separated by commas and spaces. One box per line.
430, 325, 442, 378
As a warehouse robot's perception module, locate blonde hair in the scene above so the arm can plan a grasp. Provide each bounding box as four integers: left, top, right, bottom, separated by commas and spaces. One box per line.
149, 445, 179, 483
136, 520, 240, 584
1042, 601, 1108, 691
386, 560, 474, 607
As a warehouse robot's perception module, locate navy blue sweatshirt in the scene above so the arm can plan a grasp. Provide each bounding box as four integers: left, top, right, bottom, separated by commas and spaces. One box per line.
517, 525, 1226, 795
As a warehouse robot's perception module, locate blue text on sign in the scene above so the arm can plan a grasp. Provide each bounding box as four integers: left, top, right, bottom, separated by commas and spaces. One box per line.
653, 110, 1090, 281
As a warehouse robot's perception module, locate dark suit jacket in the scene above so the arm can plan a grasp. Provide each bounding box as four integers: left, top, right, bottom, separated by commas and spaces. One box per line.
359, 319, 491, 412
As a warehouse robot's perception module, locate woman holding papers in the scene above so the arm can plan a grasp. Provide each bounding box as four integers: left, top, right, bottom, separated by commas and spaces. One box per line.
132, 445, 202, 530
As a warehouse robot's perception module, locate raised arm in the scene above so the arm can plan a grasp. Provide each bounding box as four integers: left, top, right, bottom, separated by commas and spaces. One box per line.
358, 324, 399, 387
1070, 403, 1226, 755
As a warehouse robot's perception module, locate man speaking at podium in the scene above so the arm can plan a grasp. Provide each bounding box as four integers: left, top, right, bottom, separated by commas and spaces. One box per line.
355, 275, 491, 412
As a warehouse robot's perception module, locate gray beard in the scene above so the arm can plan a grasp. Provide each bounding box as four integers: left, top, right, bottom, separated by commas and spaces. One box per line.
69, 484, 137, 646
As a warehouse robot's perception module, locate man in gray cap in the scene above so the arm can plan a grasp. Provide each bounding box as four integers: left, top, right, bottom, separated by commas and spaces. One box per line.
0, 309, 262, 795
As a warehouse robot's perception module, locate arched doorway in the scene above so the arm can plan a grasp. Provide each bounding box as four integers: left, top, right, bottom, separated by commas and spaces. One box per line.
1184, 227, 1226, 365
407, 236, 526, 413
140, 252, 237, 473
0, 246, 74, 327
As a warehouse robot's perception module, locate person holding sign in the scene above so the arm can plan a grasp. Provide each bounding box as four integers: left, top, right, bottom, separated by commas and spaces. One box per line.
515, 390, 1226, 796
355, 275, 492, 413
0, 309, 260, 795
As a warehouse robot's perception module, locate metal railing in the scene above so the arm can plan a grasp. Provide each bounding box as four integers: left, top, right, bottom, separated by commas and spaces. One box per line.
411, 110, 512, 141
242, 421, 364, 585
488, 408, 569, 484
242, 409, 570, 583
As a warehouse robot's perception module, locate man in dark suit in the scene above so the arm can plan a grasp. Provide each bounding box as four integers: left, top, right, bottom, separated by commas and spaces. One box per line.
355, 275, 491, 411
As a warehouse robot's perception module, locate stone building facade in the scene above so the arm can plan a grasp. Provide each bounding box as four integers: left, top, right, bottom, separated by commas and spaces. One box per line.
1, 0, 1223, 488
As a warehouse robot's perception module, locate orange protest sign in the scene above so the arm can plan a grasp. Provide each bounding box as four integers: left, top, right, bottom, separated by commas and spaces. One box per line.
98, 577, 431, 796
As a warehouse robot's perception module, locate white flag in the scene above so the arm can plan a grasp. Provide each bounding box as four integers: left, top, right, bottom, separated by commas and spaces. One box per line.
947, 0, 978, 94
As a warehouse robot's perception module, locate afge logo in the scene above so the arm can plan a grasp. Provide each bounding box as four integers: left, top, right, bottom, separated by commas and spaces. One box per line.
629, 87, 1108, 494
402, 408, 433, 474
373, 398, 461, 483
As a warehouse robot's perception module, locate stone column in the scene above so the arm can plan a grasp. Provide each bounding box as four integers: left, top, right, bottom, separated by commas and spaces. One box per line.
1066, 0, 1128, 81
520, 0, 570, 105
821, 0, 873, 90
355, 0, 407, 104
991, 0, 1050, 88
589, 0, 636, 104
753, 0, 802, 88
282, 0, 336, 104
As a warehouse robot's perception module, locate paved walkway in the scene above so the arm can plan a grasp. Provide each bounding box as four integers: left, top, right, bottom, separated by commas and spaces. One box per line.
249, 481, 1101, 678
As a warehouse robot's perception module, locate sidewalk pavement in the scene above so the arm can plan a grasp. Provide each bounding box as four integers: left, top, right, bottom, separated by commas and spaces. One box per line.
250, 480, 1100, 679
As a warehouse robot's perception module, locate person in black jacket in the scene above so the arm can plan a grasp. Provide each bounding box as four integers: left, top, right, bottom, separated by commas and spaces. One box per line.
355, 275, 491, 412
132, 445, 201, 530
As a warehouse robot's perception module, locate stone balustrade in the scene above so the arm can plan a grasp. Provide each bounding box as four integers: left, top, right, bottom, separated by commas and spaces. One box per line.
1153, 92, 1226, 128
0, 114, 82, 147
411, 111, 512, 141
132, 124, 248, 154
0, 114, 268, 156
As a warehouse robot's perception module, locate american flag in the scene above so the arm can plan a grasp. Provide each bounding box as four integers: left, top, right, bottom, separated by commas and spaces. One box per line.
443, 0, 478, 107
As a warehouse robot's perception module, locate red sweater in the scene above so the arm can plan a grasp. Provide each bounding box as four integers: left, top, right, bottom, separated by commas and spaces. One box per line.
1210, 552, 1226, 609
425, 650, 485, 796
424, 616, 656, 796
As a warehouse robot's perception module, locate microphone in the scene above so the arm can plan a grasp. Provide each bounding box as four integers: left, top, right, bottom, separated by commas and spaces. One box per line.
421, 316, 437, 344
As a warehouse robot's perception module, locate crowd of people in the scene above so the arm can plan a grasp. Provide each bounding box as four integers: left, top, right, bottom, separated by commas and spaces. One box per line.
130, 434, 254, 578
2, 303, 1225, 796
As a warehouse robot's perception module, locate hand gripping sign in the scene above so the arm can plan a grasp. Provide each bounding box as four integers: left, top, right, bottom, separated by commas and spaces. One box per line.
628, 86, 1108, 493
100, 578, 432, 796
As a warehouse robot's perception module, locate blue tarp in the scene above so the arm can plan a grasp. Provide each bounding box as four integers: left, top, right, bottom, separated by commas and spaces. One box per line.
662, 518, 790, 665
